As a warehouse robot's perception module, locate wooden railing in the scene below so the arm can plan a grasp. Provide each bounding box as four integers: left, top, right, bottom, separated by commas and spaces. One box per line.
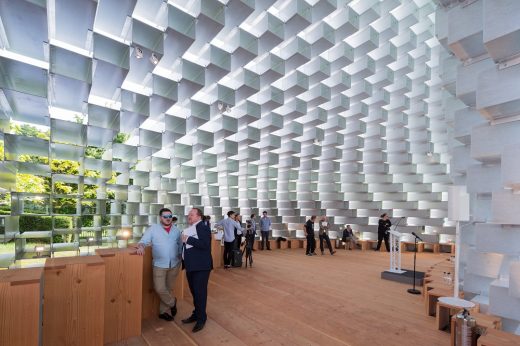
0, 236, 227, 345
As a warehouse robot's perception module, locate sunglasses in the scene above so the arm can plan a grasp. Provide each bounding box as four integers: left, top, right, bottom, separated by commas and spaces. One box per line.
161, 215, 173, 219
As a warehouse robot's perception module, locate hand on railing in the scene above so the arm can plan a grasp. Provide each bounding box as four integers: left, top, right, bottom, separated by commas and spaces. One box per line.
134, 244, 145, 256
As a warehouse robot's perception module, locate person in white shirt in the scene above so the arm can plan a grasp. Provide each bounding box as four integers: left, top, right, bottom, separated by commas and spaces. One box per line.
319, 216, 336, 256
136, 208, 182, 321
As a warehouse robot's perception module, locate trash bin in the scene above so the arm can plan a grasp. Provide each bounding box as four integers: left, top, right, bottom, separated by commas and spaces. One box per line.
454, 309, 477, 346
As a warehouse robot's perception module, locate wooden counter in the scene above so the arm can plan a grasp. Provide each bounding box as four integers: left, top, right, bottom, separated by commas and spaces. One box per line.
96, 248, 143, 344
43, 256, 105, 346
0, 267, 43, 346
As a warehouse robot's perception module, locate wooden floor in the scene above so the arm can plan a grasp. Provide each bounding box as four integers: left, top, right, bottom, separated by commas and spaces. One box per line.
137, 249, 451, 346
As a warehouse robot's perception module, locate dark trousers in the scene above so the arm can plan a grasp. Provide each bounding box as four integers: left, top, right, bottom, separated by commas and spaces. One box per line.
223, 241, 235, 266
376, 232, 390, 252
306, 235, 316, 254
261, 231, 270, 250
186, 270, 211, 323
319, 234, 333, 253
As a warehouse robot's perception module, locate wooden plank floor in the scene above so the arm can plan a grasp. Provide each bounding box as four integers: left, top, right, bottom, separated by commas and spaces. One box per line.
140, 249, 451, 346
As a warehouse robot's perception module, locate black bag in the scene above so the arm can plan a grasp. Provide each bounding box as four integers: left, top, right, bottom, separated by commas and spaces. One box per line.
232, 249, 242, 267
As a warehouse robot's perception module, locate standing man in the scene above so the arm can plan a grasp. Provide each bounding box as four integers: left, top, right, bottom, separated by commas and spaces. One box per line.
305, 216, 317, 256
136, 208, 182, 321
319, 216, 336, 255
181, 208, 212, 333
250, 213, 257, 251
376, 213, 391, 252
234, 213, 243, 248
203, 215, 211, 228
259, 211, 271, 250
215, 211, 242, 269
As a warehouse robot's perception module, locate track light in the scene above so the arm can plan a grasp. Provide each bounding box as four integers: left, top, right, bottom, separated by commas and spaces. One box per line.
217, 102, 232, 113
150, 53, 159, 65
134, 46, 143, 59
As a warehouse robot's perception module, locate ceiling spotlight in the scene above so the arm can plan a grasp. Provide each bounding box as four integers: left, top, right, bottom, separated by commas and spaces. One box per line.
134, 46, 143, 59
314, 139, 320, 145
225, 104, 231, 113
150, 53, 159, 65
217, 102, 224, 111
426, 152, 433, 157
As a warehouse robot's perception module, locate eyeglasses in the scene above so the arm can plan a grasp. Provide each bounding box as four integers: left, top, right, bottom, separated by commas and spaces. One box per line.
161, 215, 173, 219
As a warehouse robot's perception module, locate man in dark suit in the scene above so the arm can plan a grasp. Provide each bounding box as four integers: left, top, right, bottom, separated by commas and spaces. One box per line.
181, 208, 213, 333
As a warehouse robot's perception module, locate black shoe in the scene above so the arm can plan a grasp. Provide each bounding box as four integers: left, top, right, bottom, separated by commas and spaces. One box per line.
159, 313, 173, 321
331, 251, 336, 255
171, 302, 177, 318
192, 322, 205, 333
182, 315, 197, 324
267, 248, 271, 251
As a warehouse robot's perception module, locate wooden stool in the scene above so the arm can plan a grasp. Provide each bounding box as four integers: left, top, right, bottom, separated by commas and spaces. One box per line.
425, 288, 453, 316
436, 297, 479, 332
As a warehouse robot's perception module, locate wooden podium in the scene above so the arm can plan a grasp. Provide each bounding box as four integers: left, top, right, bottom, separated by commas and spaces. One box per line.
96, 247, 143, 344
0, 267, 43, 346
43, 256, 105, 346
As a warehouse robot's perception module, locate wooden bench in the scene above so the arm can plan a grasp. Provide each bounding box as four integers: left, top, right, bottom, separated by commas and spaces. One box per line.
358, 240, 388, 251
400, 242, 419, 252
289, 239, 303, 249
438, 243, 456, 255
477, 329, 520, 345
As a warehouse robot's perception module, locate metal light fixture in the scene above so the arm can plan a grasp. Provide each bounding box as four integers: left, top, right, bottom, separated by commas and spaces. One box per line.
134, 46, 144, 59
150, 53, 159, 65
34, 245, 44, 258
217, 102, 224, 111
225, 104, 231, 113
87, 237, 94, 255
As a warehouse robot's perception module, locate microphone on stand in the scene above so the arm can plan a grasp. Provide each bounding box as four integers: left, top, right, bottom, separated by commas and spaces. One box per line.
411, 232, 423, 242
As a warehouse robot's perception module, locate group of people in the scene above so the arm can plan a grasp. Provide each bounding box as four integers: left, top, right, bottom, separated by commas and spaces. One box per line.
135, 208, 394, 333
215, 210, 273, 269
304, 216, 359, 256
135, 208, 212, 333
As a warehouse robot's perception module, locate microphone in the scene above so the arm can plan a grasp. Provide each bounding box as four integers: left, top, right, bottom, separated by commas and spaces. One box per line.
411, 232, 423, 241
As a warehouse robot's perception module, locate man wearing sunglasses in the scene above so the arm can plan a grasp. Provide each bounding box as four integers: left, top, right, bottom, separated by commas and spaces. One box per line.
136, 208, 182, 321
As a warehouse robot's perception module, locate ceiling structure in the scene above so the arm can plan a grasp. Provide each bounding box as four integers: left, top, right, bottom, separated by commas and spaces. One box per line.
0, 0, 453, 262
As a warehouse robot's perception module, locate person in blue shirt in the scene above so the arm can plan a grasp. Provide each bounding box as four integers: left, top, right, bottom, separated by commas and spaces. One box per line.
136, 208, 182, 321
215, 211, 242, 269
259, 211, 271, 250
